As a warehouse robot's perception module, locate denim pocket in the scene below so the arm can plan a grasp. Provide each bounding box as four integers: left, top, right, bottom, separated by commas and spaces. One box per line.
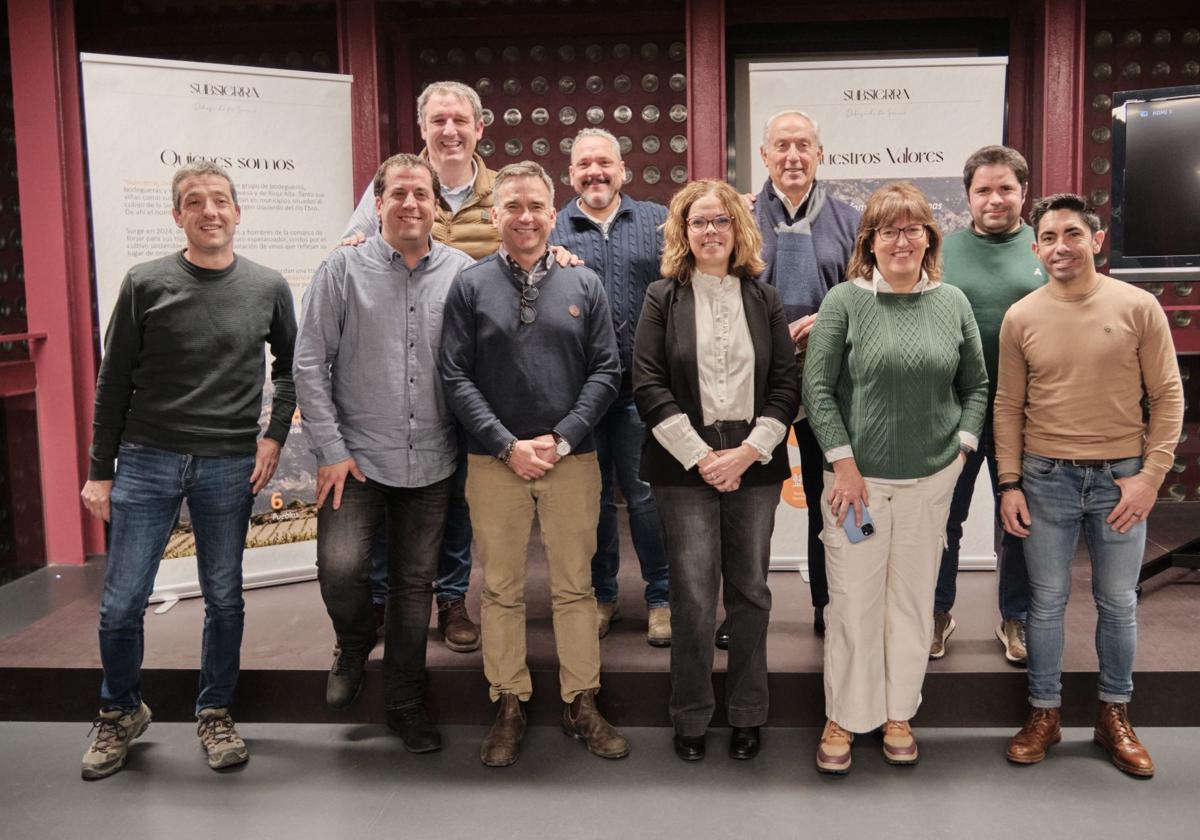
1105, 456, 1143, 482
1022, 455, 1057, 478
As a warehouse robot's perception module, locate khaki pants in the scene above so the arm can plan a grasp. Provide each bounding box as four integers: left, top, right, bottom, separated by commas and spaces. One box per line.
820, 458, 963, 732
466, 452, 602, 703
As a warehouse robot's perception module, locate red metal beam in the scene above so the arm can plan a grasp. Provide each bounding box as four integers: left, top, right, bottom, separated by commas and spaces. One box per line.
338, 0, 383, 196
686, 0, 726, 180
7, 0, 102, 563
1032, 0, 1086, 195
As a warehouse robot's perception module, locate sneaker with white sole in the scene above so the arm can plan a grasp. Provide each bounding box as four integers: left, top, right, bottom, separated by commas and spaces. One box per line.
996, 619, 1028, 664
929, 611, 955, 659
196, 708, 249, 770
81, 702, 152, 780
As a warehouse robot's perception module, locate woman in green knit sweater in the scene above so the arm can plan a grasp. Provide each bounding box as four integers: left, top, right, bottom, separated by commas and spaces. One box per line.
801, 182, 988, 774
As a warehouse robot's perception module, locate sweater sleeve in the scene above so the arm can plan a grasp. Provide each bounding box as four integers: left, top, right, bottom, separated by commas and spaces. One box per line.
1135, 298, 1184, 487
993, 311, 1028, 482
265, 277, 298, 447
88, 272, 141, 480
801, 290, 853, 457
438, 273, 516, 456
553, 277, 621, 447
953, 296, 989, 442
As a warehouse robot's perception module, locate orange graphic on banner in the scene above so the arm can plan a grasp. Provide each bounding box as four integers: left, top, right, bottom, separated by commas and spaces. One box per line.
780, 466, 808, 509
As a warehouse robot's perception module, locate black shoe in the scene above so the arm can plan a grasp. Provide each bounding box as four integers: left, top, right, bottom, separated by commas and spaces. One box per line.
729, 726, 761, 760
814, 606, 826, 637
386, 704, 442, 753
326, 650, 367, 710
674, 733, 706, 761
714, 619, 730, 651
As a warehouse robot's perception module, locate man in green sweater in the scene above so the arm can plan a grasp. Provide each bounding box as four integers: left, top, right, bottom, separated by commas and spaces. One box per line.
79, 162, 297, 779
932, 146, 1045, 664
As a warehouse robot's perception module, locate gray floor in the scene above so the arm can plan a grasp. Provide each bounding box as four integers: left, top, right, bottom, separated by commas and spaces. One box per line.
2, 722, 1198, 840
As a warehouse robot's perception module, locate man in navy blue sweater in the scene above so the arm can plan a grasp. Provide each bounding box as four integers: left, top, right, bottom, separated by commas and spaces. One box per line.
551, 128, 671, 647
441, 161, 628, 768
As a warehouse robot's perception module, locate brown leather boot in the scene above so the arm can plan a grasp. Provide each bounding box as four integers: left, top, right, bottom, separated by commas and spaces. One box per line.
1094, 701, 1155, 777
437, 598, 480, 653
562, 689, 630, 759
1006, 707, 1062, 764
480, 693, 525, 767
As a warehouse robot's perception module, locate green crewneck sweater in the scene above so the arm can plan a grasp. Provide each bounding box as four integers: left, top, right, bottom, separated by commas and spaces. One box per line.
802, 282, 988, 480
941, 224, 1044, 405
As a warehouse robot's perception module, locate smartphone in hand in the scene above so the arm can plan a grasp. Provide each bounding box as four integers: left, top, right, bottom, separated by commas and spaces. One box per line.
842, 506, 876, 543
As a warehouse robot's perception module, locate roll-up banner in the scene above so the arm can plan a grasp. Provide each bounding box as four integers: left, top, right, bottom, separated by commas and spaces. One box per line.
80, 54, 353, 606
734, 56, 1009, 571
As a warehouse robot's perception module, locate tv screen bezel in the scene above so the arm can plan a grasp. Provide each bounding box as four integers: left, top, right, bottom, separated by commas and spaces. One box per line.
1109, 84, 1200, 277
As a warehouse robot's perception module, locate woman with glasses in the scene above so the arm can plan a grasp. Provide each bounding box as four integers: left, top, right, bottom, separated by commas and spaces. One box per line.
632, 179, 799, 761
801, 181, 988, 773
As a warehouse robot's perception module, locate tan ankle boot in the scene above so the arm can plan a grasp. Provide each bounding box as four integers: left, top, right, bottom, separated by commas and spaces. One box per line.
1007, 707, 1061, 764
1094, 701, 1154, 777
480, 693, 525, 767
562, 689, 630, 759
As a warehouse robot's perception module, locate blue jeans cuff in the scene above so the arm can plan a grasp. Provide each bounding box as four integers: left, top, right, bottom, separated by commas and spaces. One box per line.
1029, 697, 1061, 709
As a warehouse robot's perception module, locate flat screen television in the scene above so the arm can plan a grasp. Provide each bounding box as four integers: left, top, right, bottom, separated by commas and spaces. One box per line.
1109, 85, 1200, 280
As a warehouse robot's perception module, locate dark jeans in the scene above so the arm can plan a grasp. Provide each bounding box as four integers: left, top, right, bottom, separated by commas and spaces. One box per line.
592, 388, 669, 608
99, 442, 255, 715
934, 421, 1029, 621
793, 418, 828, 609
369, 439, 473, 605
317, 475, 451, 708
655, 421, 778, 736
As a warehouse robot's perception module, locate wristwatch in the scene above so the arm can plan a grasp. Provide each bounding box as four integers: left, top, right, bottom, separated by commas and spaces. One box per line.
998, 480, 1023, 494
553, 433, 572, 457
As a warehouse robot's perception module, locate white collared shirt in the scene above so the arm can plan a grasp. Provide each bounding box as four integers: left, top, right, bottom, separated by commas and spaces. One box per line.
440, 160, 478, 214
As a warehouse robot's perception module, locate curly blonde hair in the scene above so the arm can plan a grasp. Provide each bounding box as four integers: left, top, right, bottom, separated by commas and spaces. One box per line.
661, 179, 765, 282
846, 181, 943, 282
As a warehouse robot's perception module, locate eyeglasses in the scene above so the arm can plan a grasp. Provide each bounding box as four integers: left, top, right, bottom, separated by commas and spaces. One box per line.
876, 224, 927, 243
686, 215, 733, 233
519, 283, 539, 325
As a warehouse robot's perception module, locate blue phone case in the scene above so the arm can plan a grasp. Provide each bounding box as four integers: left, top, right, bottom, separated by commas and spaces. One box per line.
842, 506, 876, 543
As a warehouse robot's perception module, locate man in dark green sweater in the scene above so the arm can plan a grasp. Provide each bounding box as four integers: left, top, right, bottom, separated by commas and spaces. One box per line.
79, 162, 297, 779
932, 146, 1045, 664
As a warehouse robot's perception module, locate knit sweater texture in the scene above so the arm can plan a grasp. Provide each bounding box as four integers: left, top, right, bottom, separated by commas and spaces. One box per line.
89, 251, 297, 480
551, 194, 666, 378
802, 282, 988, 479
941, 223, 1045, 404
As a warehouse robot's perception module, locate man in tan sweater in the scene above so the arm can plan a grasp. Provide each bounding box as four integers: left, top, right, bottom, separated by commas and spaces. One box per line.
994, 193, 1183, 778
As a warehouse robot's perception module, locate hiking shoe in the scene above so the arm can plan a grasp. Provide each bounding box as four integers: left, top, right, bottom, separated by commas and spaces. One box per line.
597, 601, 621, 639
996, 619, 1028, 664
816, 719, 853, 774
647, 606, 671, 647
930, 611, 955, 659
882, 720, 919, 765
81, 702, 152, 780
196, 708, 249, 770
1007, 707, 1061, 764
1095, 701, 1155, 777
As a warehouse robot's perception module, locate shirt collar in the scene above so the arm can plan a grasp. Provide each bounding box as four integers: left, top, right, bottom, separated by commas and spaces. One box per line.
441, 159, 478, 198
852, 266, 940, 296
372, 234, 435, 268
499, 246, 552, 283
772, 182, 813, 218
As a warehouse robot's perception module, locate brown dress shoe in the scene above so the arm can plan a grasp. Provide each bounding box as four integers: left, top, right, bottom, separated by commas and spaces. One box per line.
480, 693, 525, 767
1006, 707, 1062, 764
562, 689, 630, 759
1094, 701, 1155, 777
437, 598, 480, 653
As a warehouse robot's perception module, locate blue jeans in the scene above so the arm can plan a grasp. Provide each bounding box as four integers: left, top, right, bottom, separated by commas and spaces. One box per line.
316, 475, 450, 707
369, 433, 473, 605
99, 442, 255, 716
1022, 454, 1145, 708
935, 421, 1029, 620
591, 389, 669, 608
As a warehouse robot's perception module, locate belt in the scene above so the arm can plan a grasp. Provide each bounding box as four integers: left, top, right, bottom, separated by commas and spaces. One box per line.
703, 419, 752, 432
1048, 458, 1110, 467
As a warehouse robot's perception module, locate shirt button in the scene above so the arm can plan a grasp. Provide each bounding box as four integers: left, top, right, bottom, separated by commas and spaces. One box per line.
409, 306, 415, 312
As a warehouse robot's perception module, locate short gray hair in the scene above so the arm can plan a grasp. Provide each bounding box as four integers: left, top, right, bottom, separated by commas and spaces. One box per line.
761, 110, 822, 147
171, 162, 237, 211
494, 161, 555, 206
416, 81, 483, 126
571, 128, 622, 161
